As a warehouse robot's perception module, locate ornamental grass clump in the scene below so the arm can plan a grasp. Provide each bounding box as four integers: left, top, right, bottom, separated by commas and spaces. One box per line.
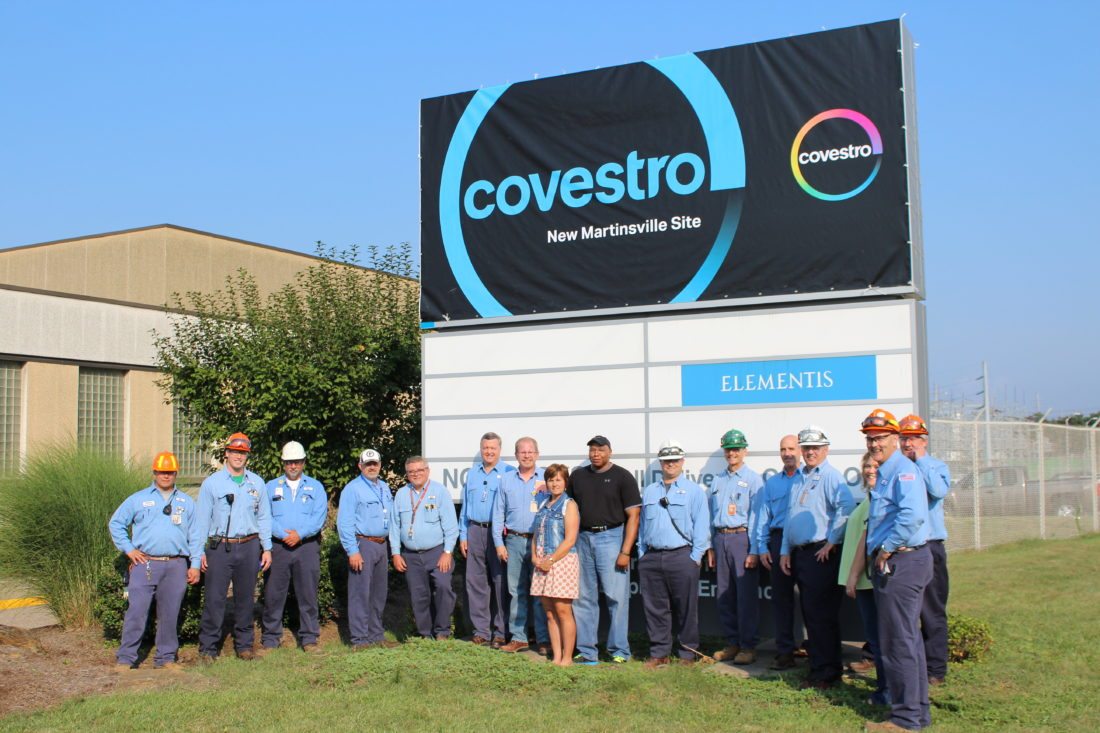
0, 444, 145, 627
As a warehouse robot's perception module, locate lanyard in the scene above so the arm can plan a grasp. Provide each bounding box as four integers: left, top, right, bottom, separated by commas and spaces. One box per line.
360, 475, 385, 504
408, 485, 428, 536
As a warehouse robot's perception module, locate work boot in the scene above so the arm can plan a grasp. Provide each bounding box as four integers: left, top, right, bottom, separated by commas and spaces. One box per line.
713, 644, 740, 661
499, 640, 529, 653
235, 648, 256, 661
733, 649, 757, 665
848, 658, 876, 674
770, 653, 796, 670
643, 657, 670, 670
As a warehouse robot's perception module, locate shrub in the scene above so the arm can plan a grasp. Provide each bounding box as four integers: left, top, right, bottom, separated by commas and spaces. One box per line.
0, 445, 146, 627
947, 612, 993, 663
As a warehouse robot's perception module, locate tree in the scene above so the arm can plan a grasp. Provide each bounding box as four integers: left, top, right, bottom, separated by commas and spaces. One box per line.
154, 243, 420, 492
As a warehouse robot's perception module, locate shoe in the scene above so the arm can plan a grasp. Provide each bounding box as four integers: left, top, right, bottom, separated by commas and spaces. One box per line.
153, 661, 181, 670
794, 646, 810, 658
490, 638, 505, 650
534, 642, 552, 656
235, 649, 256, 661
864, 722, 912, 732
470, 635, 490, 646
609, 656, 629, 665
644, 657, 670, 670
929, 676, 945, 686
733, 649, 757, 665
352, 643, 371, 651
198, 653, 217, 665
115, 662, 135, 671
799, 678, 836, 690
866, 691, 891, 706
302, 643, 321, 653
498, 640, 529, 653
848, 658, 876, 673
770, 653, 796, 670
713, 645, 740, 661
573, 654, 599, 666
377, 639, 401, 649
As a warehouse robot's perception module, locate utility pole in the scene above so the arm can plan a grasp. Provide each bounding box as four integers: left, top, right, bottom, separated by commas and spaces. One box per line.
979, 361, 993, 466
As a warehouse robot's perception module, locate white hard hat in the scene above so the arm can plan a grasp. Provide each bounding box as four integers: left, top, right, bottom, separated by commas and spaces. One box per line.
797, 426, 830, 446
281, 441, 307, 461
657, 439, 686, 461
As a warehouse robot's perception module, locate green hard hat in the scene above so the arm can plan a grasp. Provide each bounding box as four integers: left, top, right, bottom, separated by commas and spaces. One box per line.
721, 429, 748, 449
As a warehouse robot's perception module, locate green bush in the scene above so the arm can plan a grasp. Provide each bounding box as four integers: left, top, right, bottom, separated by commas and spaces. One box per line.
948, 612, 994, 663
0, 445, 146, 627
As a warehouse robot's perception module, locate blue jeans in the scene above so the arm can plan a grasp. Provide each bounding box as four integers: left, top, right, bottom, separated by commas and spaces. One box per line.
574, 526, 631, 661
504, 533, 547, 643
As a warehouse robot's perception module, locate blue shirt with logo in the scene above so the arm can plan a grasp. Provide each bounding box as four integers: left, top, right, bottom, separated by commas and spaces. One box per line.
780, 460, 854, 555
266, 474, 327, 541
459, 461, 514, 540
337, 475, 393, 556
390, 480, 458, 554
196, 468, 272, 551
491, 467, 547, 547
708, 464, 764, 552
638, 475, 711, 563
109, 485, 202, 569
868, 450, 930, 553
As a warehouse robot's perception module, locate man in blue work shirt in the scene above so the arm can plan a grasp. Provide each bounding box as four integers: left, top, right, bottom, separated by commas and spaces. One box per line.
109, 451, 201, 669
458, 432, 514, 648
260, 441, 328, 652
337, 448, 398, 649
196, 432, 272, 661
391, 456, 459, 639
638, 440, 711, 669
707, 428, 764, 665
779, 425, 855, 689
756, 434, 802, 670
493, 436, 549, 654
863, 409, 933, 732
899, 413, 951, 687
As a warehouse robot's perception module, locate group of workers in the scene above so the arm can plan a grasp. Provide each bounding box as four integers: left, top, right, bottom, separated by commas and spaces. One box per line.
109, 407, 949, 732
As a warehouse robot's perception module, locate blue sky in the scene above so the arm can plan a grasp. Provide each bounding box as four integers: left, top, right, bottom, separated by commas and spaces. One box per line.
1, 2, 1096, 415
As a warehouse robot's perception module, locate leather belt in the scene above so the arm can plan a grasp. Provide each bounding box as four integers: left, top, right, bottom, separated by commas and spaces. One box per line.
146, 555, 186, 561
794, 540, 827, 551
356, 535, 388, 544
213, 534, 257, 544
470, 520, 491, 528
894, 544, 926, 553
507, 531, 532, 539
716, 527, 748, 534
645, 546, 688, 553
582, 522, 623, 533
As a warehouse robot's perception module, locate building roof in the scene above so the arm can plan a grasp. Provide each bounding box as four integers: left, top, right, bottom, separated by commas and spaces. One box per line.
0, 224, 403, 310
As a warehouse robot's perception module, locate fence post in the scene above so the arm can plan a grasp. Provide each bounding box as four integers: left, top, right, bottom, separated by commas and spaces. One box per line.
1091, 427, 1098, 533
1037, 423, 1046, 540
971, 421, 981, 550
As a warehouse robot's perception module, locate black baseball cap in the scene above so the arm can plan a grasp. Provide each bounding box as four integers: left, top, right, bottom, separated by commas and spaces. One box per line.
586, 435, 611, 448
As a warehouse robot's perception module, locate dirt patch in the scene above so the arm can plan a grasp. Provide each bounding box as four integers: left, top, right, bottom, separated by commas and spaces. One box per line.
0, 625, 215, 718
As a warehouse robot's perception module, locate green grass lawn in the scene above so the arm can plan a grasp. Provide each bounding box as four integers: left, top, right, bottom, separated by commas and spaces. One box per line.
4, 534, 1098, 732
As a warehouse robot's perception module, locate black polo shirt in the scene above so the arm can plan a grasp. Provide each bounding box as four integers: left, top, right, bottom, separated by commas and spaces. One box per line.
568, 463, 641, 529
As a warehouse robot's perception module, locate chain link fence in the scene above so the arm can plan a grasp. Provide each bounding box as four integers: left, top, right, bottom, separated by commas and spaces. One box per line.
929, 419, 1100, 551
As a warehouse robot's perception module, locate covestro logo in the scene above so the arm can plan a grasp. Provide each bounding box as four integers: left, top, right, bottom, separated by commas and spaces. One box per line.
790, 109, 882, 201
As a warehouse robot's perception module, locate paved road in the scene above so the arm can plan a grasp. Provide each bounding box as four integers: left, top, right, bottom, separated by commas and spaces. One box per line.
0, 578, 59, 629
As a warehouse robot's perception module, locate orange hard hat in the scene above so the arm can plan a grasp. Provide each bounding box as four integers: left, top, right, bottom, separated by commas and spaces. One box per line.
226, 432, 252, 452
860, 409, 899, 434
152, 451, 180, 472
898, 414, 929, 436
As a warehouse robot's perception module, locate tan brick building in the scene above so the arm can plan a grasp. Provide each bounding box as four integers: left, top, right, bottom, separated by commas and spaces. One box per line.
0, 224, 384, 480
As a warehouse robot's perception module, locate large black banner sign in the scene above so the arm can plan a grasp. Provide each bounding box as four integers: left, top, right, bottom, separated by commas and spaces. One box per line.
421, 20, 918, 326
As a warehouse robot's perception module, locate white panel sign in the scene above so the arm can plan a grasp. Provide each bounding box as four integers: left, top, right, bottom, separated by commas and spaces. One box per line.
423, 300, 925, 499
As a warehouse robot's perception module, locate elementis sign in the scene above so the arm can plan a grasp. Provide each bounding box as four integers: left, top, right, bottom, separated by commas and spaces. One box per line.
420, 20, 920, 327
